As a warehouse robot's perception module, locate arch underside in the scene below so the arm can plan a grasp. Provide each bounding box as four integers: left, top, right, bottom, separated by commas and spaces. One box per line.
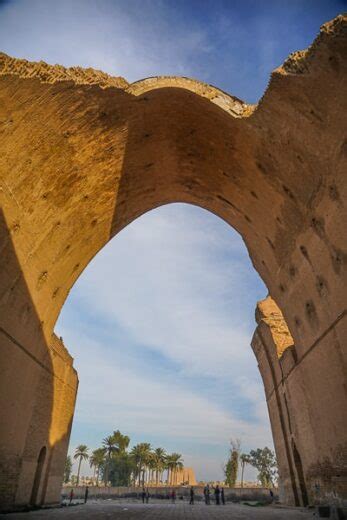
0, 15, 346, 509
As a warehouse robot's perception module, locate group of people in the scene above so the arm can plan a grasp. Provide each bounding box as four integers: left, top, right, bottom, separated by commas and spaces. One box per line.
68, 484, 228, 506
141, 485, 226, 505
142, 488, 178, 503
193, 484, 225, 505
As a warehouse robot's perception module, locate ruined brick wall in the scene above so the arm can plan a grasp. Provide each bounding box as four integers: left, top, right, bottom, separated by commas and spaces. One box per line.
252, 297, 347, 506
0, 333, 77, 510
0, 14, 345, 510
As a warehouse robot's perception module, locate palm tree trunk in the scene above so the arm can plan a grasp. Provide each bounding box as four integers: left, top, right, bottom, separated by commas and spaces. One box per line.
138, 464, 141, 486
77, 457, 82, 485
241, 460, 245, 488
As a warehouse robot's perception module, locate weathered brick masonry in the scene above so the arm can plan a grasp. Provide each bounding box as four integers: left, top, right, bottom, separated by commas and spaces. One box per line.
0, 15, 346, 510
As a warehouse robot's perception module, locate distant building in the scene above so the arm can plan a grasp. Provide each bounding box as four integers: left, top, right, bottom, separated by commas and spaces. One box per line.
172, 467, 197, 486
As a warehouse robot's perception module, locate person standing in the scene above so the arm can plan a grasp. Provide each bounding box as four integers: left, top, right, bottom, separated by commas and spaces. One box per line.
214, 485, 220, 505
203, 485, 208, 504
189, 486, 194, 505
221, 487, 225, 505
146, 488, 150, 503
69, 488, 74, 505
171, 489, 176, 503
84, 486, 89, 504
206, 485, 210, 505
141, 487, 146, 503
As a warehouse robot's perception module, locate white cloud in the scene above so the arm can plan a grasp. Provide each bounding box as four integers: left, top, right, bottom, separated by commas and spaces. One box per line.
64, 205, 264, 379
65, 325, 271, 481
0, 0, 211, 82
67, 332, 269, 446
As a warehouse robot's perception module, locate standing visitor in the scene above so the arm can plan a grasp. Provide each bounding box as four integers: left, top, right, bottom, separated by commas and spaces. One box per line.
221, 487, 225, 505
204, 484, 210, 505
141, 487, 146, 503
146, 487, 150, 503
69, 488, 74, 505
214, 485, 220, 505
84, 486, 89, 504
189, 486, 194, 505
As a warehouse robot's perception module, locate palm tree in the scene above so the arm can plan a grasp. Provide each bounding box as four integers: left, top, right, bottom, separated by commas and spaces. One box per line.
165, 453, 180, 485
130, 443, 151, 486
153, 448, 166, 485
147, 452, 156, 485
64, 455, 72, 484
74, 445, 89, 485
175, 460, 184, 485
165, 454, 172, 485
112, 430, 130, 454
102, 434, 117, 485
89, 448, 106, 485
167, 453, 184, 485
240, 453, 250, 488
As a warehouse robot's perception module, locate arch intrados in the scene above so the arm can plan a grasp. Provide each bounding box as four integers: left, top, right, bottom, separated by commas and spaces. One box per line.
1, 14, 345, 348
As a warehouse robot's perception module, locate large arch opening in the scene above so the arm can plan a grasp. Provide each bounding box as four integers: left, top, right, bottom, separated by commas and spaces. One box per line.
0, 14, 346, 510
56, 203, 272, 486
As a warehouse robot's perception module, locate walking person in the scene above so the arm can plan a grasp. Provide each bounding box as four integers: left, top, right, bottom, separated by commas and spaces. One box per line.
146, 487, 150, 504
84, 486, 89, 504
221, 487, 225, 505
203, 485, 208, 504
69, 488, 74, 505
189, 486, 194, 505
214, 485, 220, 505
141, 487, 146, 504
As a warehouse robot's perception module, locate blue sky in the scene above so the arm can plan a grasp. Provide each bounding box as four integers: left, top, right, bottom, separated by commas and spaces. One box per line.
0, 0, 344, 482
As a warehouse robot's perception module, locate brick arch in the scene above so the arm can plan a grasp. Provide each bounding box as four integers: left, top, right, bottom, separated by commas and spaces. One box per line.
0, 15, 346, 509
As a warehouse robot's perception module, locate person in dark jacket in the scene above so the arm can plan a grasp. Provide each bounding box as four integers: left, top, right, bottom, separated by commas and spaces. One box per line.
141, 487, 146, 503
221, 487, 225, 505
204, 485, 210, 505
189, 486, 194, 505
214, 485, 221, 505
84, 486, 89, 504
